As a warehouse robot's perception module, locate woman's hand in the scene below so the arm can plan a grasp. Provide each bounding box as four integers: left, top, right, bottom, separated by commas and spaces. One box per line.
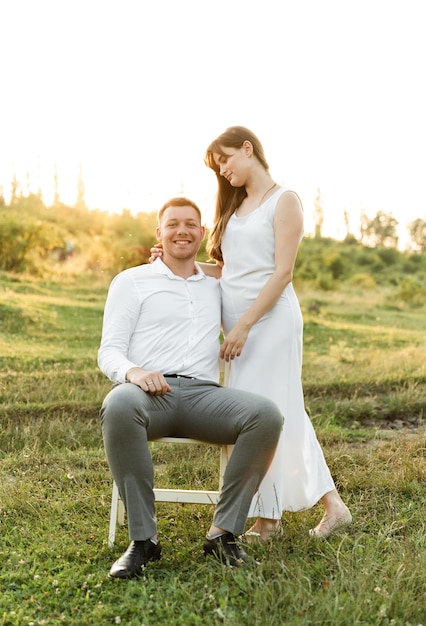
220, 324, 250, 362
149, 242, 163, 263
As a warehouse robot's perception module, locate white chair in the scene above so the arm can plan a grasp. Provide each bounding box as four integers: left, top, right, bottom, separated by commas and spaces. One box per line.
108, 437, 233, 546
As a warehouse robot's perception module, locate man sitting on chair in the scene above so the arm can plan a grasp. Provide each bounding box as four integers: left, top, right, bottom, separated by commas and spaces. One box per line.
98, 197, 283, 579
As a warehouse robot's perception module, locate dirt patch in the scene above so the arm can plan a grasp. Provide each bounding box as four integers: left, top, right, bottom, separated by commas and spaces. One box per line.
356, 416, 424, 433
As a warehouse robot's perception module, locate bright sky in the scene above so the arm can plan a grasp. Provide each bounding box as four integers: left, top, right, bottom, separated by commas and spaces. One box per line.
1, 0, 425, 247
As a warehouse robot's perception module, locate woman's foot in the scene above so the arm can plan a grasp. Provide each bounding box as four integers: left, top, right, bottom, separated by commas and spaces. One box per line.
242, 518, 280, 543
309, 507, 352, 539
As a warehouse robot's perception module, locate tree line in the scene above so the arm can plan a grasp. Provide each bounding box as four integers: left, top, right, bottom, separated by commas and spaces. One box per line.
313, 187, 426, 251
0, 190, 425, 304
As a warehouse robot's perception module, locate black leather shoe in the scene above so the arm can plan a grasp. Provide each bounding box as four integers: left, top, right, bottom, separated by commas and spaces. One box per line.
204, 532, 259, 567
109, 539, 162, 579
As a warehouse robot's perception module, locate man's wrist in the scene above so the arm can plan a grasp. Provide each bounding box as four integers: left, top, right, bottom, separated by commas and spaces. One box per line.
125, 366, 141, 383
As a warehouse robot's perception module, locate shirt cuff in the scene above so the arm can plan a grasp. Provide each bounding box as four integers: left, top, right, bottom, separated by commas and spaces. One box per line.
117, 363, 133, 384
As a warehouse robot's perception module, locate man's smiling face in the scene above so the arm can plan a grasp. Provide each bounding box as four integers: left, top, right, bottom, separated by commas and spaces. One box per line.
156, 205, 205, 262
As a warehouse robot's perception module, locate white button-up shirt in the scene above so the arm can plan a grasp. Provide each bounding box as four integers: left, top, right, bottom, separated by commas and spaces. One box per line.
98, 258, 221, 383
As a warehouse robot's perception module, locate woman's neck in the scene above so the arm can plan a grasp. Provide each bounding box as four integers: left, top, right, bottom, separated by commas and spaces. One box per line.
236, 175, 277, 217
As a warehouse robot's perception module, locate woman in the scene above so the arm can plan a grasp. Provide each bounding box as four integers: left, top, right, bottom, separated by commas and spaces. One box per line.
152, 126, 352, 540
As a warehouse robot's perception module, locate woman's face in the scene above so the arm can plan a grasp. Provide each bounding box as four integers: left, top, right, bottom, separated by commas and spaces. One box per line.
213, 145, 250, 187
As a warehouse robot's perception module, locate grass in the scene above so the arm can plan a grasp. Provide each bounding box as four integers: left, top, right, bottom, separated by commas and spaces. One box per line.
1, 271, 425, 625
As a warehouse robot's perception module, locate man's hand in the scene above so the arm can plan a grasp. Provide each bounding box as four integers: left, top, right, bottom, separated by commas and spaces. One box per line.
125, 367, 172, 395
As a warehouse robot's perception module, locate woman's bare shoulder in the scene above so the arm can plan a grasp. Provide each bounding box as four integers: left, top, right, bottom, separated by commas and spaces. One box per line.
277, 189, 302, 209
198, 262, 222, 279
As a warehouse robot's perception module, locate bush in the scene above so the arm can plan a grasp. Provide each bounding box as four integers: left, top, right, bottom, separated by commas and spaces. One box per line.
0, 213, 65, 273
396, 277, 426, 307
315, 272, 336, 291
323, 251, 345, 279
349, 273, 377, 289
377, 247, 400, 265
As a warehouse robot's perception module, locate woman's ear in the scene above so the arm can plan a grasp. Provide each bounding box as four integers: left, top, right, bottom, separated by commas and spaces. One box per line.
243, 140, 254, 157
155, 226, 161, 241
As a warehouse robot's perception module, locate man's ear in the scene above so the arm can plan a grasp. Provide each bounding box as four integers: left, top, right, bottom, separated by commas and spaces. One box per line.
155, 226, 161, 241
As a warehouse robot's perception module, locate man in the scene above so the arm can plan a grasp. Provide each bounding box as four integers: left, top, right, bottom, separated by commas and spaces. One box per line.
98, 197, 283, 579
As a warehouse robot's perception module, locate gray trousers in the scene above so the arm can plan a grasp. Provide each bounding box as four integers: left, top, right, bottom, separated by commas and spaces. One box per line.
100, 377, 283, 540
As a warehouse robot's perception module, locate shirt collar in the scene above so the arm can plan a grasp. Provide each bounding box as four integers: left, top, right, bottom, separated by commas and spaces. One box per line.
151, 257, 206, 281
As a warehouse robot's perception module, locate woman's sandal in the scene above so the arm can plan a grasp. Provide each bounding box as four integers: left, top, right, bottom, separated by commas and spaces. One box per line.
241, 520, 280, 543
309, 508, 352, 539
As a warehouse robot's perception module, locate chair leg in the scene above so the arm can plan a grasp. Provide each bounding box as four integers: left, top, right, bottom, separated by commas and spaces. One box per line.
117, 495, 125, 526
108, 481, 120, 547
219, 445, 233, 490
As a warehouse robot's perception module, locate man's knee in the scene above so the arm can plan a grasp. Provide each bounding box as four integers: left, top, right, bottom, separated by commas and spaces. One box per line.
101, 384, 145, 427
250, 395, 283, 437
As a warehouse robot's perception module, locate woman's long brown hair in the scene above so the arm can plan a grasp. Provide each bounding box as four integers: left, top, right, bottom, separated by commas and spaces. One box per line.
204, 126, 269, 262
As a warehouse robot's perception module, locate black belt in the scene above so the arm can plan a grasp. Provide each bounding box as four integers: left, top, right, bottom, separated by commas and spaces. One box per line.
165, 374, 196, 379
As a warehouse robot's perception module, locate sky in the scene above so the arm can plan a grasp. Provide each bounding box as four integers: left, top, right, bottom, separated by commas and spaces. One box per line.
1, 0, 425, 247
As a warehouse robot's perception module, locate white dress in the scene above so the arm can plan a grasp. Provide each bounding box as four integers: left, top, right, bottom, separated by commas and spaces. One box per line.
220, 187, 335, 518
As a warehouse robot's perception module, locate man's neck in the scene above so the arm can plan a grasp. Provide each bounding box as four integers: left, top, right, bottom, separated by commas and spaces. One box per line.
161, 256, 198, 279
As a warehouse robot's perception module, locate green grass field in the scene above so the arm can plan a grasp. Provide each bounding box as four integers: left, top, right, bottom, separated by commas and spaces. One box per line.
0, 271, 425, 625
